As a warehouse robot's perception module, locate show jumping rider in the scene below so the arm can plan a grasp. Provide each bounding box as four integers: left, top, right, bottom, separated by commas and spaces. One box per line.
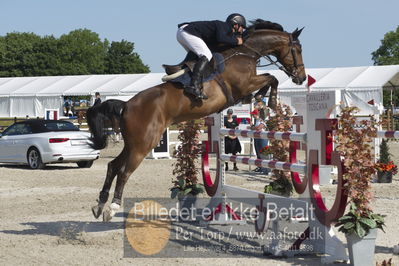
176, 13, 246, 99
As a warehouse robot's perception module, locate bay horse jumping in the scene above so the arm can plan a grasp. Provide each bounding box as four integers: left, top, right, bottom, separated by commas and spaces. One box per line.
88, 20, 307, 221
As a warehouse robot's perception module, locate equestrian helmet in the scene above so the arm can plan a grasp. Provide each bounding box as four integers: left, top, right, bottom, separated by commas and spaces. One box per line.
226, 13, 246, 28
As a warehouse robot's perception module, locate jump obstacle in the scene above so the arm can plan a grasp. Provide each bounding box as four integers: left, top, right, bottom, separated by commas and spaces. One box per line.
200, 91, 399, 263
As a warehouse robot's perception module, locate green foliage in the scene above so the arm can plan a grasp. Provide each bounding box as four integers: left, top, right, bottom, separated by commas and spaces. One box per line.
336, 203, 385, 238
0, 29, 150, 77
264, 176, 293, 197
379, 139, 391, 164
171, 120, 204, 198
371, 26, 399, 66
106, 40, 149, 74
0, 32, 41, 76
57, 29, 108, 75
382, 90, 399, 108
372, 26, 399, 108
334, 107, 385, 237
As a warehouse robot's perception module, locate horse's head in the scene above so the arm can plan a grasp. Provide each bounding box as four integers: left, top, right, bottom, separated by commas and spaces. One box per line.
243, 21, 307, 85
276, 28, 306, 85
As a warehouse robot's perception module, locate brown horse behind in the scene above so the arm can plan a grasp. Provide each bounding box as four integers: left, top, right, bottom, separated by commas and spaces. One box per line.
87, 20, 307, 221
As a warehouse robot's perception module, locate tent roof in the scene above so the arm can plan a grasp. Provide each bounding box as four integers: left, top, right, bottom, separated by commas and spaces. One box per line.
265, 65, 399, 92
347, 65, 399, 89
0, 65, 397, 97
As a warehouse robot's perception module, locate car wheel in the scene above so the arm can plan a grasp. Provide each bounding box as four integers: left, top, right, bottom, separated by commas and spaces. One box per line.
77, 160, 94, 168
27, 148, 45, 169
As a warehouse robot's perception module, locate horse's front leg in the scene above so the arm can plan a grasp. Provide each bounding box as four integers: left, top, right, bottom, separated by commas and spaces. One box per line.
247, 73, 279, 109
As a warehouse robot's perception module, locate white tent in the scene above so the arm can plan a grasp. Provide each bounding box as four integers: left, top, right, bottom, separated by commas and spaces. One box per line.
0, 65, 398, 117
260, 65, 399, 116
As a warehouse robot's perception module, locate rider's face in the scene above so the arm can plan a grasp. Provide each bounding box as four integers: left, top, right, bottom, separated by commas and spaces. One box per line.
233, 24, 244, 34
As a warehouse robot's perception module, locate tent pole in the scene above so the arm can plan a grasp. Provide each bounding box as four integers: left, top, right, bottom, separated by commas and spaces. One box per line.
388, 82, 396, 130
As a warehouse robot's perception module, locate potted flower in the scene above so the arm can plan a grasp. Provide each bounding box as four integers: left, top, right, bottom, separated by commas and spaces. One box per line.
170, 120, 204, 208
375, 139, 398, 183
263, 103, 294, 197
334, 107, 385, 266
264, 176, 293, 197
260, 145, 272, 159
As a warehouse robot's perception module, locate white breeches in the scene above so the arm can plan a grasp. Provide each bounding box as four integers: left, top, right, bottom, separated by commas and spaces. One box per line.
176, 25, 213, 61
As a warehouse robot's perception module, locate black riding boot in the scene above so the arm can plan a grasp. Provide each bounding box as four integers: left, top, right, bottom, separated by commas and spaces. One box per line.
162, 51, 197, 75
185, 55, 209, 100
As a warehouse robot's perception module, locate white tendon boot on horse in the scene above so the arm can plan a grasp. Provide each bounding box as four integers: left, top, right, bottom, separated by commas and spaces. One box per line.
103, 202, 120, 222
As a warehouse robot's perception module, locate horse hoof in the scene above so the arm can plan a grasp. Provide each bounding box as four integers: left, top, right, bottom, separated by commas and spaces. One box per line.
102, 203, 120, 222
103, 209, 113, 222
92, 205, 103, 219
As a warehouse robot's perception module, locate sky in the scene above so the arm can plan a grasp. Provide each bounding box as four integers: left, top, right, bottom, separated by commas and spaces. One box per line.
1, 0, 398, 73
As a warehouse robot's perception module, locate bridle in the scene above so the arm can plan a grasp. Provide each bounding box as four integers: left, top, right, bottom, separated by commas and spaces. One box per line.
242, 33, 304, 80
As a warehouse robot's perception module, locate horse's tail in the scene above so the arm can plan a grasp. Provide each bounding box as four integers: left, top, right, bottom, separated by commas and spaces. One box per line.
86, 99, 126, 150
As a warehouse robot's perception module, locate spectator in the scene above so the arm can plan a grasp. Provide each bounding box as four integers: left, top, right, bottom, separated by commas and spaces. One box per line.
224, 109, 241, 171
64, 99, 71, 116
250, 107, 269, 174
94, 92, 102, 106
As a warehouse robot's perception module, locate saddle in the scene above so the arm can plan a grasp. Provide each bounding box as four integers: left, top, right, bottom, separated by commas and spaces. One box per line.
162, 53, 235, 108
162, 52, 225, 83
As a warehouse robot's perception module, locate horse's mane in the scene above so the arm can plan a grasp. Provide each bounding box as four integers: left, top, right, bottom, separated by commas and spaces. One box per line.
246, 19, 284, 32
242, 19, 285, 41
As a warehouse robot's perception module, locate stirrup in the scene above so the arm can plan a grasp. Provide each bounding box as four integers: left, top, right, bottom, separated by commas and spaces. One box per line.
185, 86, 208, 100
198, 92, 208, 100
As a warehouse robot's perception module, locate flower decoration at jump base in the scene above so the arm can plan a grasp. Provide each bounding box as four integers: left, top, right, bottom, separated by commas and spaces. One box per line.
375, 138, 398, 183
334, 107, 386, 234
170, 120, 204, 199
260, 145, 273, 157
375, 161, 398, 175
333, 106, 386, 266
263, 103, 294, 197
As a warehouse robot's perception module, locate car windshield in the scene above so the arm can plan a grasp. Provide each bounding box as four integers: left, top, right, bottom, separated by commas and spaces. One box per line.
2, 123, 33, 136
43, 121, 79, 131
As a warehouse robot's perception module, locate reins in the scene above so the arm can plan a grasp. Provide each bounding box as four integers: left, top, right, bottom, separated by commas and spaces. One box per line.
212, 32, 303, 81
241, 33, 303, 80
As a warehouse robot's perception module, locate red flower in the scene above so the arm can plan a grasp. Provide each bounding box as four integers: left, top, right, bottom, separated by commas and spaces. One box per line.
375, 161, 398, 175
260, 146, 273, 155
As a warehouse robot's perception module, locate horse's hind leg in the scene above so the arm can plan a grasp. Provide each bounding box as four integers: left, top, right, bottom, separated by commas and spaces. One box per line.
91, 148, 127, 219
102, 149, 148, 222
102, 152, 146, 222
103, 123, 165, 222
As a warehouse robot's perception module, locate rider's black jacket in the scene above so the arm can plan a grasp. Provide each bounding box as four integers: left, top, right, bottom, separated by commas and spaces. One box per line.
178, 20, 238, 47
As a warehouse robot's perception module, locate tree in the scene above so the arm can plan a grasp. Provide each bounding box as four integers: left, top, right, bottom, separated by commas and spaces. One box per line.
0, 32, 42, 76
106, 40, 149, 74
371, 26, 399, 65
0, 29, 149, 77
31, 35, 61, 76
57, 29, 108, 75
371, 26, 399, 107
